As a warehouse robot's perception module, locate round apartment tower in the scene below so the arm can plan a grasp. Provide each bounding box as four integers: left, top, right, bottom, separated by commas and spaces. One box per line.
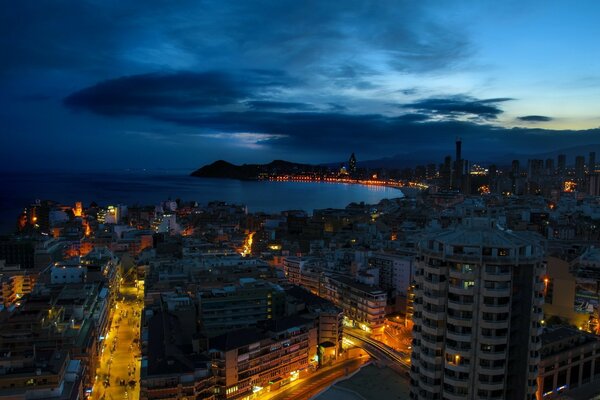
410, 219, 545, 400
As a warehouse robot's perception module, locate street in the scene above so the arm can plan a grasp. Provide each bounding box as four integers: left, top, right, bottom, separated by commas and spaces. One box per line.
265, 356, 370, 400
91, 282, 144, 400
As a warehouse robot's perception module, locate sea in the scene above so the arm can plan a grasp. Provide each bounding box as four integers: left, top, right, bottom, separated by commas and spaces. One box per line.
0, 170, 403, 234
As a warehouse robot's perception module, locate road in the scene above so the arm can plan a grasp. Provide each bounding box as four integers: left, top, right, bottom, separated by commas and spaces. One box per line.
344, 328, 410, 369
264, 357, 370, 400
91, 282, 144, 400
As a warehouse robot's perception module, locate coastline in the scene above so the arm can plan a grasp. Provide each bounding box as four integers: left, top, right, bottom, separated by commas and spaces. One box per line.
0, 172, 405, 233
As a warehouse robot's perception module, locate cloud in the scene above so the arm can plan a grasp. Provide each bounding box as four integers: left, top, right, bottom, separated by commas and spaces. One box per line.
62, 72, 600, 162
0, 0, 473, 81
64, 70, 294, 115
401, 96, 513, 120
244, 101, 315, 111
517, 115, 553, 122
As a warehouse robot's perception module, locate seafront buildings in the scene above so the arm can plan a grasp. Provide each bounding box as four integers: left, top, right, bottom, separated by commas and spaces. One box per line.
2, 150, 600, 399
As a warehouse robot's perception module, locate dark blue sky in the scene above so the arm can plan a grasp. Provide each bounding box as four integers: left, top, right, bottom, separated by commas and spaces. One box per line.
2, 0, 600, 171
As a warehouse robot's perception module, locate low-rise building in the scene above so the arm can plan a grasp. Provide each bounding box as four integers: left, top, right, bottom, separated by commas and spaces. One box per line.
322, 275, 386, 335
198, 278, 286, 337
0, 350, 83, 400
538, 327, 600, 398
208, 316, 318, 399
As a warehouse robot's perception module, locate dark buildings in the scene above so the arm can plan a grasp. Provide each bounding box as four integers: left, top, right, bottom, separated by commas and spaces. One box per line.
349, 152, 357, 174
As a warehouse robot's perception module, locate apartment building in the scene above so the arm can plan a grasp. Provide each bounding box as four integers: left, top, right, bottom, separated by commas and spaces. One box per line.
410, 219, 545, 400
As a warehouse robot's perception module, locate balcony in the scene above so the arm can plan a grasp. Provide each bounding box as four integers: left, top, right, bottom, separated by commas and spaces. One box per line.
446, 331, 472, 343
418, 362, 442, 380
447, 300, 473, 311
417, 376, 441, 393
482, 271, 511, 282
423, 279, 445, 291
480, 319, 509, 330
478, 365, 505, 375
448, 268, 475, 280
421, 323, 444, 336
423, 263, 447, 275
481, 287, 511, 297
443, 374, 469, 388
422, 309, 445, 321
444, 361, 470, 374
447, 315, 473, 327
477, 381, 505, 391
422, 292, 447, 306
443, 390, 470, 400
478, 332, 508, 346
477, 350, 506, 360
419, 351, 442, 365
420, 335, 443, 349
481, 303, 510, 314
448, 285, 474, 296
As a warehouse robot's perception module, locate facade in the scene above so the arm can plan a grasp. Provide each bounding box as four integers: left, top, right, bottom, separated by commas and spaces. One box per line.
208, 316, 318, 399
282, 257, 320, 286
0, 350, 83, 400
198, 278, 286, 337
0, 262, 37, 308
543, 256, 590, 330
538, 327, 600, 398
51, 264, 87, 284
141, 308, 215, 400
410, 219, 546, 400
368, 252, 414, 297
285, 286, 344, 362
322, 274, 386, 335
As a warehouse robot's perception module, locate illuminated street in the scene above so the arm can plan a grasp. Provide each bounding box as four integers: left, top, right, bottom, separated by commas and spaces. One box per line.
344, 326, 411, 369
92, 281, 144, 400
263, 356, 370, 400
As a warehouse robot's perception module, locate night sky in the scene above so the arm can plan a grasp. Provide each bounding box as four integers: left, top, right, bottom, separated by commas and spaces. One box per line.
2, 1, 600, 171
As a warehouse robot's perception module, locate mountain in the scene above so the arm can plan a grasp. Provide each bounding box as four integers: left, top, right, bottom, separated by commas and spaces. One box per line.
190, 159, 329, 179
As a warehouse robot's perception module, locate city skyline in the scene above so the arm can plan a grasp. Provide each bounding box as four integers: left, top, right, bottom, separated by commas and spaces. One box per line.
2, 1, 600, 171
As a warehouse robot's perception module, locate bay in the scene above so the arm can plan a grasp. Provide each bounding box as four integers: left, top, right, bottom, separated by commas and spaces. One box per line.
0, 171, 402, 233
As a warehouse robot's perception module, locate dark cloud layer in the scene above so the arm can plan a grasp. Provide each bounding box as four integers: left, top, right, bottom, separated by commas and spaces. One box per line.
64, 70, 294, 115
1, 1, 472, 80
402, 96, 513, 120
62, 71, 600, 161
244, 101, 316, 111
517, 115, 553, 122
3, 1, 600, 170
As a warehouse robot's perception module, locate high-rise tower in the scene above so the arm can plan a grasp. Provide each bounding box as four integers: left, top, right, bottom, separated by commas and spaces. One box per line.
349, 153, 357, 174
410, 219, 545, 400
453, 138, 463, 191
557, 154, 566, 175
575, 155, 585, 181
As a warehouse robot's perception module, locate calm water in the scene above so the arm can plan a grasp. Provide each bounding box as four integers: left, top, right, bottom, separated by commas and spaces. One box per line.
0, 171, 402, 233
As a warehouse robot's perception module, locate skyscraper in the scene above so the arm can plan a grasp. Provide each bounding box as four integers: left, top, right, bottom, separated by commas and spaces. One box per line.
545, 159, 554, 175
511, 160, 520, 194
349, 152, 357, 174
589, 151, 596, 174
410, 219, 545, 400
441, 155, 452, 189
454, 138, 462, 191
557, 154, 566, 176
575, 155, 585, 181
